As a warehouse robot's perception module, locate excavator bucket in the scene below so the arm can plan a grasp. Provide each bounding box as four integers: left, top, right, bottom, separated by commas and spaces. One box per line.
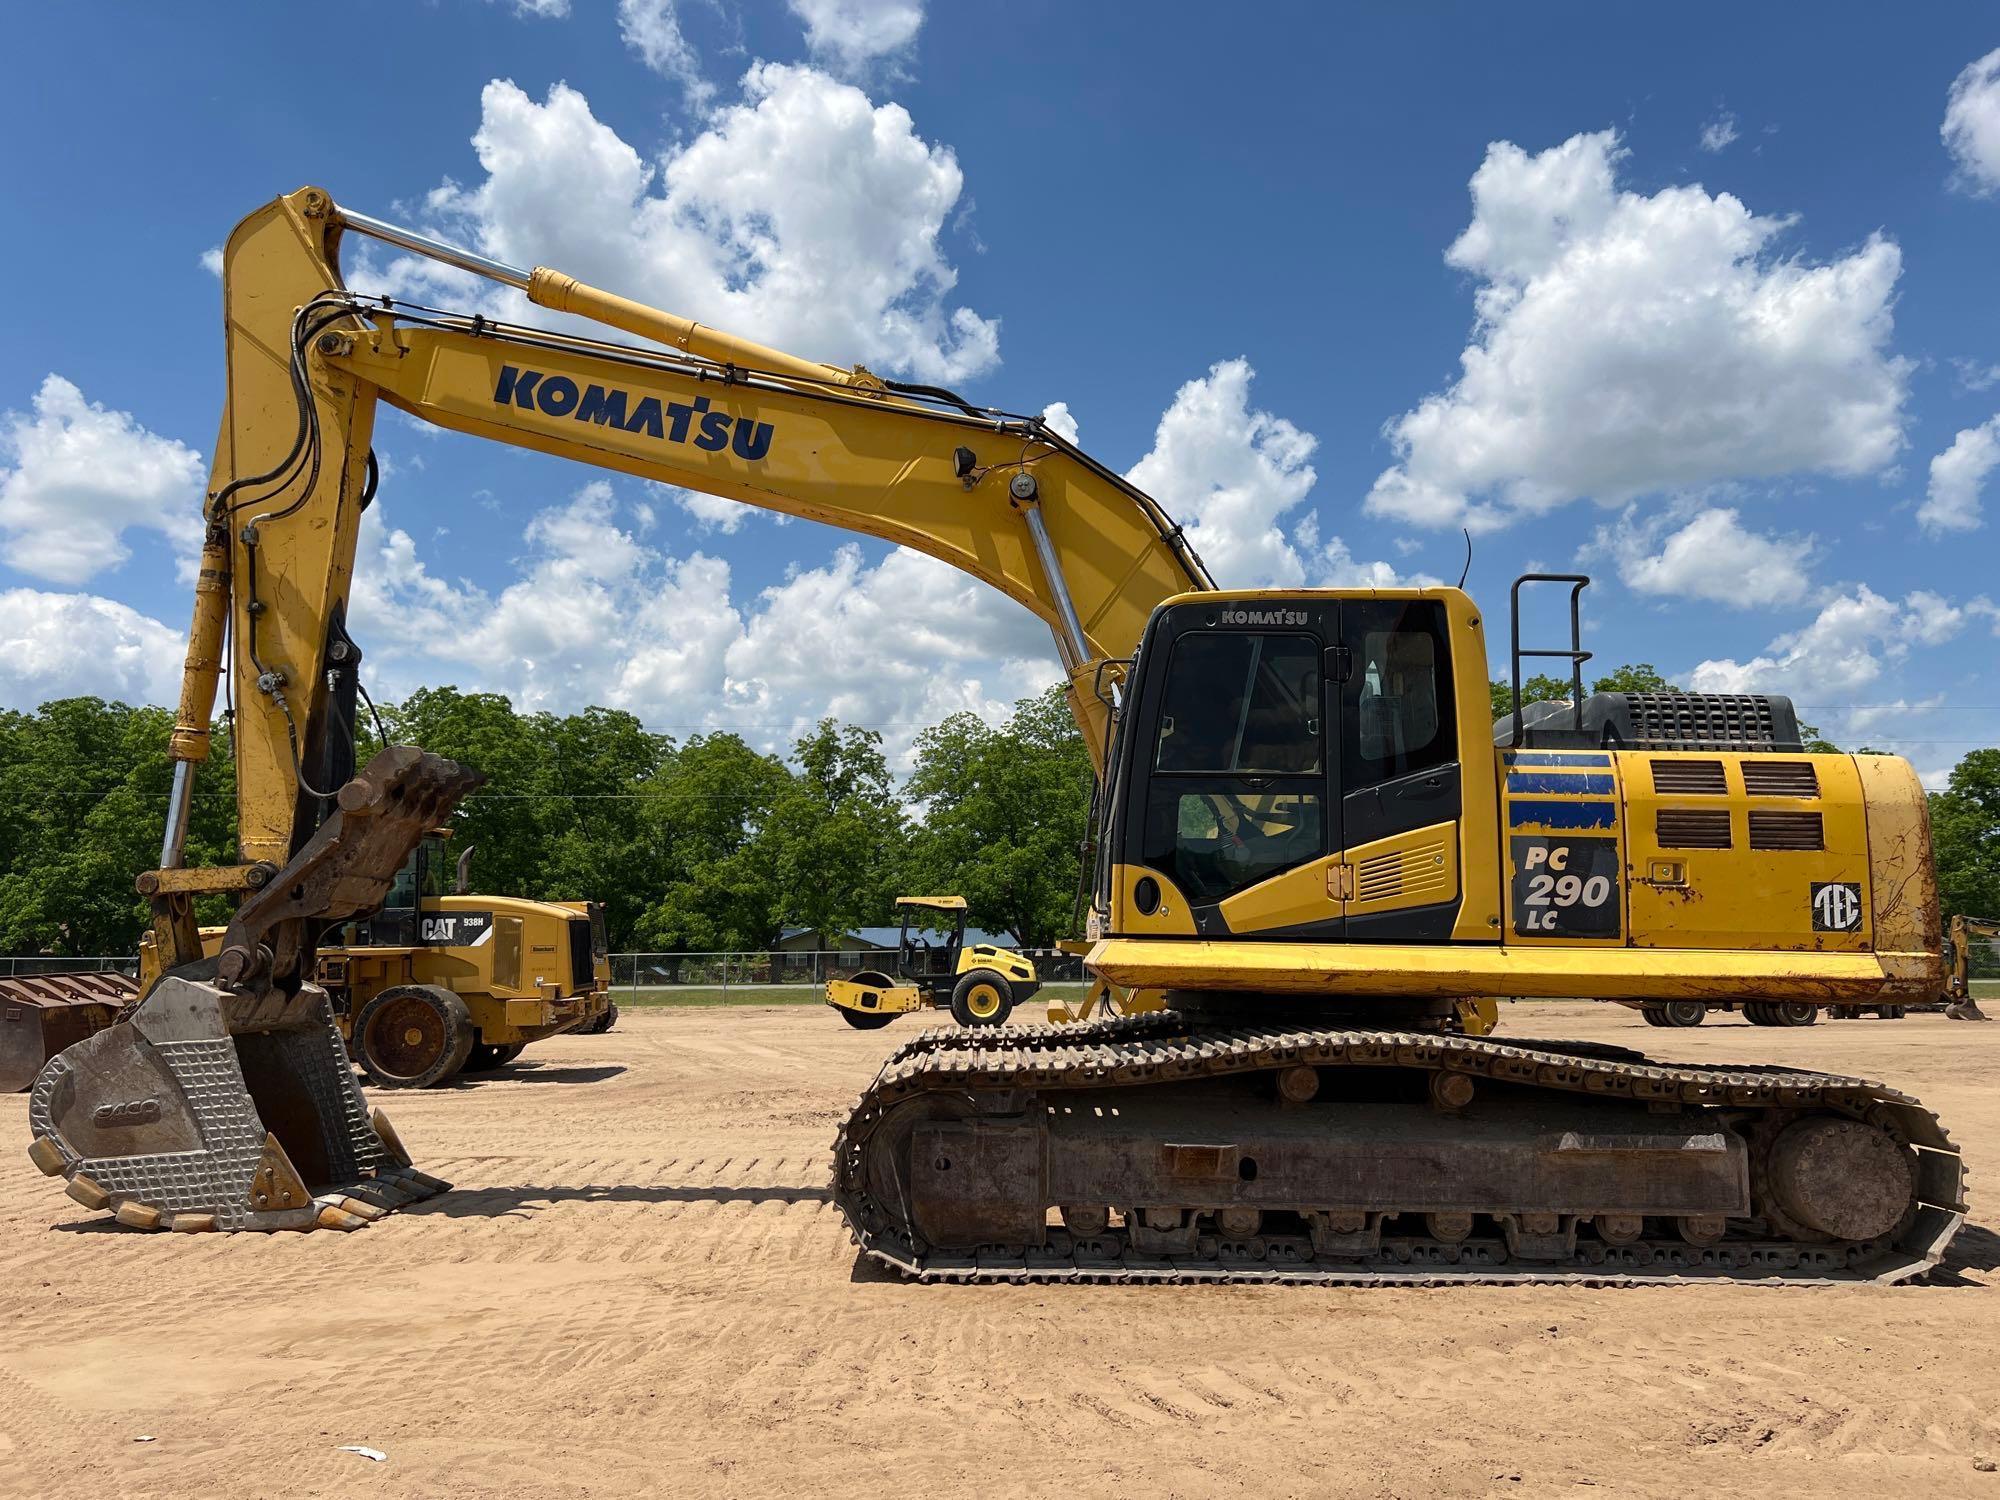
0, 972, 137, 1094
25, 747, 480, 1232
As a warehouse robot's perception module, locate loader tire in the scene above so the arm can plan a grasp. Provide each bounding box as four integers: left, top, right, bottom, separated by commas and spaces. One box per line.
950, 970, 1014, 1028
355, 985, 476, 1089
462, 1040, 527, 1073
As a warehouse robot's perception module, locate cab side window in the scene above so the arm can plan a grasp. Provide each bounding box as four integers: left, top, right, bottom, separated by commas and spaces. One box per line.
1345, 601, 1455, 787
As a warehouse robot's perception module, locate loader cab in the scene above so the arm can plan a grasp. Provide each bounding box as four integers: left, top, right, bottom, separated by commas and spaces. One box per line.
894, 896, 968, 987
1102, 589, 1495, 945
351, 832, 450, 948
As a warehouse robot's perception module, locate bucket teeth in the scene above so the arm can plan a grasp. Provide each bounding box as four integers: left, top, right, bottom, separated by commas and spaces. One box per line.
315, 1204, 370, 1232
113, 1201, 165, 1231
26, 1136, 66, 1177
169, 1213, 217, 1233
370, 1108, 414, 1168
65, 1175, 110, 1212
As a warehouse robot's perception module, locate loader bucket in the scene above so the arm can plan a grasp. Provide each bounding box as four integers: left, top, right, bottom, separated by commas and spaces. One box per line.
0, 972, 137, 1094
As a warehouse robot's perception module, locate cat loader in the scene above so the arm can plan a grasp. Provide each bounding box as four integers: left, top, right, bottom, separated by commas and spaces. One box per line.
825, 896, 1039, 1029
23, 189, 1967, 1283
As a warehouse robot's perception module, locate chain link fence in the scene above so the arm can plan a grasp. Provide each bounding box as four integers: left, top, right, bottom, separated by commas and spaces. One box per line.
607, 946, 1085, 994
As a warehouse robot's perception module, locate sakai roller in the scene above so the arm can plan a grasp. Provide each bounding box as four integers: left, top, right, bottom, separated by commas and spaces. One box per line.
24, 190, 1967, 1282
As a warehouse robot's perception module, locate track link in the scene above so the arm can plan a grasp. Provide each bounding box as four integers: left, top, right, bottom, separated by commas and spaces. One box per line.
830, 1014, 1967, 1285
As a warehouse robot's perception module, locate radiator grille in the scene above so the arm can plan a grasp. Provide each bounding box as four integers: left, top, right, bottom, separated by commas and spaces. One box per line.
1741, 760, 1819, 798
1651, 759, 1727, 795
1352, 841, 1453, 906
1748, 811, 1825, 850
1656, 808, 1732, 849
567, 917, 595, 993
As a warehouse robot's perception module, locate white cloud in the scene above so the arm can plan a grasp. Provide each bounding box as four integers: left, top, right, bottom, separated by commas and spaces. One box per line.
1687, 585, 1969, 717
199, 246, 223, 277
0, 588, 182, 710
1917, 414, 1998, 534
350, 484, 1051, 765
494, 0, 570, 16
1365, 130, 1909, 532
1586, 503, 1812, 607
1698, 112, 1739, 153
1039, 401, 1079, 444
1122, 358, 1413, 593
0, 376, 205, 586
617, 0, 714, 109
387, 72, 996, 385
1944, 46, 2000, 195
787, 0, 923, 76
673, 486, 750, 534
1126, 358, 1318, 586
1951, 357, 2000, 393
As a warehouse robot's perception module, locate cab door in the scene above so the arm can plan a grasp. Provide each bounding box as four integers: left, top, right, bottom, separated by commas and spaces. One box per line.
1125, 604, 1342, 939
1335, 599, 1464, 940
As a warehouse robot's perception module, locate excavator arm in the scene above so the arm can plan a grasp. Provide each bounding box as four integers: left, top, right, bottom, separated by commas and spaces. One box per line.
24, 186, 1209, 1233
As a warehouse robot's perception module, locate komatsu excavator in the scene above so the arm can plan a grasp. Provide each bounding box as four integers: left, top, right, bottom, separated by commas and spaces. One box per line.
24, 188, 1967, 1280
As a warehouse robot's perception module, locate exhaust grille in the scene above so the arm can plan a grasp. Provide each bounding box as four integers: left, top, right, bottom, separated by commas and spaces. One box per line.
1741, 760, 1819, 798
1352, 837, 1453, 908
1620, 692, 1791, 751
1749, 811, 1824, 851
1656, 808, 1732, 849
1651, 759, 1727, 795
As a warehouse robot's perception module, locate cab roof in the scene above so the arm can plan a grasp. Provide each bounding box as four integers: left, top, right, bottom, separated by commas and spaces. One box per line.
895, 895, 968, 911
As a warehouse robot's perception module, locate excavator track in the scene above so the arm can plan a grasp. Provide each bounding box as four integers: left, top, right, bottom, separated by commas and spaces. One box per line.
830, 1013, 1967, 1285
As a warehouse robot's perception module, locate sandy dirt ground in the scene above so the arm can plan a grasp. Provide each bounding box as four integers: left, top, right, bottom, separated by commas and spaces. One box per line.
2, 1001, 1997, 1500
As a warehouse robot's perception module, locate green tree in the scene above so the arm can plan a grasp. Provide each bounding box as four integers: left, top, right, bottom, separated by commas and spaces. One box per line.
902, 684, 1093, 947
754, 720, 905, 941
0, 699, 237, 954
633, 733, 791, 950
1931, 748, 2000, 923
1490, 662, 1680, 722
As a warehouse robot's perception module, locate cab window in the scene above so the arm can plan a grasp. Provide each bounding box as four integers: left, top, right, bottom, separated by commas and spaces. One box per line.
1145, 630, 1325, 904
1346, 602, 1454, 787
1153, 633, 1321, 774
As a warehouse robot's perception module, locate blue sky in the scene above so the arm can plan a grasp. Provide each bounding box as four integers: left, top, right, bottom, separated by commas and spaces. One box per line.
2, 2, 1998, 780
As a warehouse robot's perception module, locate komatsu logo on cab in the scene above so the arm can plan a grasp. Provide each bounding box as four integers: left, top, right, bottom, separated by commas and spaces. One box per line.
493, 365, 775, 462
1218, 607, 1308, 627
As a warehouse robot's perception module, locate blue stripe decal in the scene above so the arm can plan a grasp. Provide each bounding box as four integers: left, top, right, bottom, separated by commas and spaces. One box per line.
1506, 771, 1615, 795
1503, 751, 1613, 767
1509, 799, 1618, 830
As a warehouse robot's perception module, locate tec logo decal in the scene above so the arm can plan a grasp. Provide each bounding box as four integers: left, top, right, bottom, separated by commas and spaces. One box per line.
1810, 882, 1863, 933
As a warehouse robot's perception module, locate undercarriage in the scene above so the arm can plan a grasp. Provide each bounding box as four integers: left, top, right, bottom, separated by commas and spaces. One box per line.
831, 1010, 1967, 1284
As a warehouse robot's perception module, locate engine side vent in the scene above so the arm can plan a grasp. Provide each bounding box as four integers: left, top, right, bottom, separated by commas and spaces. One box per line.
1651, 759, 1728, 795
1657, 808, 1732, 849
1741, 760, 1819, 798
1749, 811, 1825, 851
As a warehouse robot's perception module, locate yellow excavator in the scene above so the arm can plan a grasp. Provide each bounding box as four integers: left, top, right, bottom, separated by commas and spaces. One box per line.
23, 189, 1967, 1280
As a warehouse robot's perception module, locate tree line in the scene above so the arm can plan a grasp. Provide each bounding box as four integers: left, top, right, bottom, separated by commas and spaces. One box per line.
1, 668, 1994, 957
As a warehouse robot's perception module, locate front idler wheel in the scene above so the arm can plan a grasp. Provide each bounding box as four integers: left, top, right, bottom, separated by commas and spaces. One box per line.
950, 970, 1015, 1028
355, 985, 476, 1088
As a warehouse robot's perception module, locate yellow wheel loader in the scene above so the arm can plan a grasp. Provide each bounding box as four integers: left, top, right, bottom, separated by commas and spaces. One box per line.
21, 189, 1968, 1281
311, 833, 610, 1085
825, 897, 1040, 1029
